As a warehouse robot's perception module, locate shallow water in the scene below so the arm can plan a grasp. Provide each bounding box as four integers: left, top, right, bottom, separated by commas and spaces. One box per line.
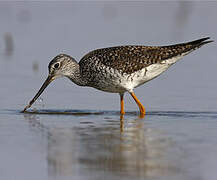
1, 110, 217, 180
1, 2, 217, 180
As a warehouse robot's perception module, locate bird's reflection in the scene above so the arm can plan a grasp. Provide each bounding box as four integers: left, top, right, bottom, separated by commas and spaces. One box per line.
24, 113, 178, 178
76, 119, 177, 177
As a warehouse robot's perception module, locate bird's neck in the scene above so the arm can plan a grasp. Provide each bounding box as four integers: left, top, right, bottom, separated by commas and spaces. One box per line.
67, 63, 87, 86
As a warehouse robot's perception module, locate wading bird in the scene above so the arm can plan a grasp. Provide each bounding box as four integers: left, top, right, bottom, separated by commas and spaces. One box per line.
22, 37, 213, 118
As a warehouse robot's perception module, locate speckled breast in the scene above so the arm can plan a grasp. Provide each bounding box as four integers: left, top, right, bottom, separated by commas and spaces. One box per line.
80, 59, 127, 93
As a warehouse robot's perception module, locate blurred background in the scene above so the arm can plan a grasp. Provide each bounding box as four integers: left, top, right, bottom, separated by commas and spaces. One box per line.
0, 2, 217, 180
0, 1, 216, 111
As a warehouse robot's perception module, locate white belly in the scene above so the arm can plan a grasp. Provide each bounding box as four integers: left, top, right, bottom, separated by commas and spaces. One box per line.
90, 55, 183, 93
117, 55, 184, 92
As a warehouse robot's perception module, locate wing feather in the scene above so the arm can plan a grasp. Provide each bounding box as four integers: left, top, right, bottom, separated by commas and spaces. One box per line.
79, 37, 212, 74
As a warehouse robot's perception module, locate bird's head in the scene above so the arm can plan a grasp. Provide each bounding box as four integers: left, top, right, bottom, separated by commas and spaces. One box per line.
48, 54, 78, 79
22, 54, 78, 112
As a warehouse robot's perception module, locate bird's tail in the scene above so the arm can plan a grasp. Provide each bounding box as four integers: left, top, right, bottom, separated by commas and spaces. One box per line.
158, 37, 213, 65
184, 37, 213, 49
161, 37, 213, 61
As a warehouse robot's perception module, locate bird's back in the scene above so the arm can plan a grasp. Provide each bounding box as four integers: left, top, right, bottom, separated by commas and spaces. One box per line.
80, 37, 212, 74
79, 37, 212, 92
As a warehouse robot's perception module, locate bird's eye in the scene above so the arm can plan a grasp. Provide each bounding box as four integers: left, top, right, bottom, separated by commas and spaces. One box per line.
54, 63, 60, 69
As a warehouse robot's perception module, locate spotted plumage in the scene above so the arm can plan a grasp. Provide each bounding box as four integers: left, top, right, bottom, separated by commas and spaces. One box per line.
80, 37, 212, 74
78, 37, 212, 92
23, 37, 213, 117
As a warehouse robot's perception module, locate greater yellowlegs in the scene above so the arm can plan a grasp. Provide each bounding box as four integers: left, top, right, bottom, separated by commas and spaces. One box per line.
22, 37, 213, 117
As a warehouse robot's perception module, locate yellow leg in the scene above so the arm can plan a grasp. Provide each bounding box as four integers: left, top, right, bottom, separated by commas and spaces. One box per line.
130, 92, 146, 118
120, 94, 125, 115
120, 94, 125, 129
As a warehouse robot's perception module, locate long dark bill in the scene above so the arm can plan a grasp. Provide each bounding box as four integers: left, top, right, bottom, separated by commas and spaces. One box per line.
22, 75, 55, 113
